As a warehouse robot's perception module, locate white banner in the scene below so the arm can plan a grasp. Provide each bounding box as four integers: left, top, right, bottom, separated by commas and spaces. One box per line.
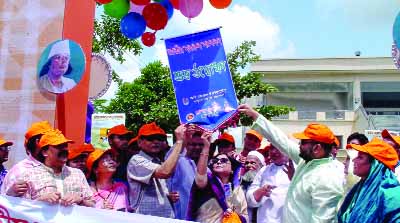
0, 195, 195, 223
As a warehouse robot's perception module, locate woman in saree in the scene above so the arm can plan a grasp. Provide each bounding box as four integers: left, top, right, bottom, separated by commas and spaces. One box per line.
187, 131, 248, 223
338, 138, 400, 222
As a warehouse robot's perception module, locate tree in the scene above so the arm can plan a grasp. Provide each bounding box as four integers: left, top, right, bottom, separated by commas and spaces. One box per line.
95, 41, 294, 133
92, 14, 143, 84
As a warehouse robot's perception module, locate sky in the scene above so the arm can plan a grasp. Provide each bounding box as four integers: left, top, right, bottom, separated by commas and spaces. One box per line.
98, 0, 400, 99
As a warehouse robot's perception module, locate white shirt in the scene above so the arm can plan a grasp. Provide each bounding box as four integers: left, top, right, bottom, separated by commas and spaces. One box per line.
39, 75, 76, 93
246, 164, 291, 223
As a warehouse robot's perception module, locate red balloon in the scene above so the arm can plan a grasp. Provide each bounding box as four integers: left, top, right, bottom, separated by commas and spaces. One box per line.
170, 0, 179, 9
141, 32, 156, 47
95, 0, 112, 4
131, 0, 150, 5
209, 0, 232, 9
142, 3, 168, 30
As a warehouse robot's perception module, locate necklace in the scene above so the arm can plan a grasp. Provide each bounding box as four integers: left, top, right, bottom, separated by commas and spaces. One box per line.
94, 181, 114, 208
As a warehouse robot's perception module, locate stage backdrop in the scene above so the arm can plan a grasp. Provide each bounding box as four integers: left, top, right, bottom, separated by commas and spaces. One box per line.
0, 1, 95, 168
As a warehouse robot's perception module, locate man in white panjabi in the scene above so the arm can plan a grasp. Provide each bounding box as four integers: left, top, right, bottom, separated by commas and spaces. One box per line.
39, 40, 76, 94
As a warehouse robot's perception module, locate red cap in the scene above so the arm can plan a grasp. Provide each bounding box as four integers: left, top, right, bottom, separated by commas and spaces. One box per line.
107, 124, 132, 137
293, 123, 336, 144
347, 138, 399, 170
381, 129, 400, 147
137, 122, 166, 138
215, 132, 235, 144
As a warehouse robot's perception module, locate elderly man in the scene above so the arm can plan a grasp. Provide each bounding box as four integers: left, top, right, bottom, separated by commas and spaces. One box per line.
1, 121, 52, 196
239, 104, 344, 223
18, 129, 93, 206
0, 138, 13, 187
127, 123, 185, 218
39, 40, 76, 93
247, 145, 292, 223
108, 124, 133, 182
381, 129, 400, 180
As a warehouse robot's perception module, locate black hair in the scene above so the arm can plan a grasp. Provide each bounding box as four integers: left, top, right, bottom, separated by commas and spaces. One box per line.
319, 142, 333, 157
37, 145, 49, 163
88, 159, 100, 182
39, 57, 73, 77
208, 153, 242, 182
347, 132, 369, 145
26, 134, 43, 155
192, 131, 203, 138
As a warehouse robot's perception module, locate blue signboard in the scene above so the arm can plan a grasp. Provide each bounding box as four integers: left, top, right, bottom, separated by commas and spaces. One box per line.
165, 28, 238, 131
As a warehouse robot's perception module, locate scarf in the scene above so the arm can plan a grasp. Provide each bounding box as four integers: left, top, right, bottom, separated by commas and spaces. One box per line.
338, 160, 400, 223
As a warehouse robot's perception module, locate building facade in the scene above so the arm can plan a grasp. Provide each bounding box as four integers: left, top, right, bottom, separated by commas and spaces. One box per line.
249, 57, 400, 149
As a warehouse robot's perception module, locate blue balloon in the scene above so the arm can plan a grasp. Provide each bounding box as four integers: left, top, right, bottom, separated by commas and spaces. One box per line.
159, 0, 174, 20
120, 12, 146, 40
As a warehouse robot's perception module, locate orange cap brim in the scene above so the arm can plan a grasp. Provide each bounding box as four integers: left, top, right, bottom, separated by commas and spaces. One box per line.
292, 132, 311, 140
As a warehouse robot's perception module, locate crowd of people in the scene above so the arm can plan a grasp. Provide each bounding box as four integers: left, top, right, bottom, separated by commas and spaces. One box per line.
0, 104, 400, 222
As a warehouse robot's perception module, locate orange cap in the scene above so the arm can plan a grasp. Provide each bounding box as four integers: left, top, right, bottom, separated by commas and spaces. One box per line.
346, 137, 399, 170
68, 143, 95, 160
293, 123, 336, 144
86, 149, 115, 175
38, 129, 73, 149
215, 133, 235, 144
0, 138, 13, 147
137, 122, 166, 138
334, 137, 340, 147
381, 129, 400, 147
107, 124, 132, 137
246, 129, 263, 142
24, 121, 52, 145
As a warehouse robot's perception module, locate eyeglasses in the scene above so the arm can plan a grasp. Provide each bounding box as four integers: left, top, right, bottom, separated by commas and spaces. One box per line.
142, 135, 166, 142
210, 157, 230, 165
0, 146, 10, 152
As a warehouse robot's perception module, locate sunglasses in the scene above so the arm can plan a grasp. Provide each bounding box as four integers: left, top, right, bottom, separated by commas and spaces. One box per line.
142, 135, 166, 142
210, 157, 230, 165
0, 146, 10, 152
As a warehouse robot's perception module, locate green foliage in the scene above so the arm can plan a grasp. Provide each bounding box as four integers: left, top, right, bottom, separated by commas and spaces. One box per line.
92, 14, 142, 64
95, 41, 294, 133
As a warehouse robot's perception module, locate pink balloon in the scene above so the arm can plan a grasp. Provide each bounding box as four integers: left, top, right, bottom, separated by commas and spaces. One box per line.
129, 2, 145, 14
179, 0, 203, 19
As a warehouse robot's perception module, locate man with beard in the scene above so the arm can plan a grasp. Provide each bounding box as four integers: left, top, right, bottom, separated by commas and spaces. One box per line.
107, 124, 133, 182
127, 123, 185, 218
238, 104, 344, 223
247, 145, 293, 223
241, 150, 265, 223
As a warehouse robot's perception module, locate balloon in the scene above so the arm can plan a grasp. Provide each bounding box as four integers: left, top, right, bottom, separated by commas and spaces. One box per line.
159, 0, 174, 19
104, 0, 130, 19
179, 0, 202, 19
209, 0, 232, 9
131, 0, 150, 5
141, 32, 156, 47
170, 0, 179, 9
95, 0, 112, 4
120, 12, 146, 39
129, 1, 145, 14
142, 3, 168, 30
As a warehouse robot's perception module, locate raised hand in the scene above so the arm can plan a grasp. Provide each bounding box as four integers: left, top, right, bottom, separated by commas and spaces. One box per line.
237, 104, 259, 121
283, 159, 295, 180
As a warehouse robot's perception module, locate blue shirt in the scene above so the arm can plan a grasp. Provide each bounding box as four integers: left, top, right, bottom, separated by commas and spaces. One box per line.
166, 149, 197, 220
0, 165, 8, 188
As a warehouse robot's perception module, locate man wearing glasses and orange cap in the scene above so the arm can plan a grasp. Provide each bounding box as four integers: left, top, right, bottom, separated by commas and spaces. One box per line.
381, 129, 400, 180
107, 124, 133, 182
0, 137, 13, 188
17, 129, 94, 207
127, 122, 185, 218
238, 104, 344, 223
1, 121, 52, 197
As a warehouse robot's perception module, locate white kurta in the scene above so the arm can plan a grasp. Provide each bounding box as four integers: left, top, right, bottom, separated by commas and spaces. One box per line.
246, 164, 291, 223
